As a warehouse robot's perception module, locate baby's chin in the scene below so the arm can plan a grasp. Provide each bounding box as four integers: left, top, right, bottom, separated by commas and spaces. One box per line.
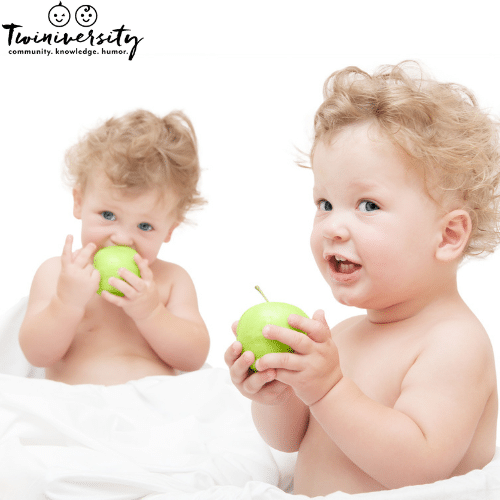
328, 281, 384, 310
329, 284, 363, 308
332, 293, 365, 309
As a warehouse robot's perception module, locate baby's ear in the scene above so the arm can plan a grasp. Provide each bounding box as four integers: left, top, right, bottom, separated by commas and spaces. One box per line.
164, 222, 180, 243
72, 186, 83, 219
435, 209, 471, 262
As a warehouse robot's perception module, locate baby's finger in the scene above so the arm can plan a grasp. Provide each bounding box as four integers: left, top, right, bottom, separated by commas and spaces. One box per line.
134, 253, 152, 280
224, 341, 242, 368
231, 321, 238, 336
230, 349, 256, 385
101, 289, 124, 306
75, 242, 96, 266
90, 268, 101, 284
263, 323, 310, 355
118, 267, 143, 291
61, 235, 73, 265
108, 276, 134, 297
242, 368, 277, 395
256, 351, 302, 373
288, 310, 330, 344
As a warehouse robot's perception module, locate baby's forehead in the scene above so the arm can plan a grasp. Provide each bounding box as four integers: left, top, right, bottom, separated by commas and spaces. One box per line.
84, 173, 178, 213
88, 170, 165, 196
313, 130, 437, 194
313, 124, 406, 171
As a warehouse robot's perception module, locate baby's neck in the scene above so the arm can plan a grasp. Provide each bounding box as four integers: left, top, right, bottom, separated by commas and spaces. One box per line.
366, 277, 461, 325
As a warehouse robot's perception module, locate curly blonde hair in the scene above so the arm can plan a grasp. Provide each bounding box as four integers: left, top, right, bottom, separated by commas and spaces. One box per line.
307, 61, 500, 257
64, 109, 205, 223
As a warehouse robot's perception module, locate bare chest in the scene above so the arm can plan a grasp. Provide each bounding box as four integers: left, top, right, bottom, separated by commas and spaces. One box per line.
339, 327, 424, 407
73, 266, 173, 354
295, 321, 425, 495
47, 294, 175, 384
45, 260, 179, 384
62, 296, 150, 360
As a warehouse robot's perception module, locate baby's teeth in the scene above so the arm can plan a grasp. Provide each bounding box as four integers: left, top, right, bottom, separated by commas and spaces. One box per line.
335, 255, 346, 262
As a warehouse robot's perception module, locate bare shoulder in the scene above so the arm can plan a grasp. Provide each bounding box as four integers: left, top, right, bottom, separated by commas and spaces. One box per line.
330, 314, 366, 338
31, 256, 62, 293
152, 259, 202, 319
25, 256, 62, 316
37, 255, 62, 274
405, 307, 497, 404
428, 307, 492, 354
150, 258, 193, 285
425, 309, 495, 374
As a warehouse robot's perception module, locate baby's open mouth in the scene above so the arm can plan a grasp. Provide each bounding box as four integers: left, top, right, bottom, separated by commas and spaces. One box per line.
330, 255, 362, 274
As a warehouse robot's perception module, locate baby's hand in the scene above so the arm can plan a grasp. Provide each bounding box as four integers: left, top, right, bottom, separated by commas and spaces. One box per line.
101, 253, 161, 322
56, 235, 100, 310
255, 310, 342, 406
224, 321, 295, 406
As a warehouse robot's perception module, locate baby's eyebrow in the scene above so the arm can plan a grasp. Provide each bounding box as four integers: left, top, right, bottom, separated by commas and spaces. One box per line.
312, 190, 323, 202
312, 186, 324, 197
348, 179, 392, 199
350, 179, 382, 190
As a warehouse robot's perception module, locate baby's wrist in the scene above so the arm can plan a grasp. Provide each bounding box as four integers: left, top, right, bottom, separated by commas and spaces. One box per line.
53, 293, 86, 319
134, 301, 164, 325
308, 373, 344, 408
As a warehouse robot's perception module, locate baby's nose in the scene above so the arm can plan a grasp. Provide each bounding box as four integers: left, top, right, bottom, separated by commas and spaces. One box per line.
322, 215, 350, 242
110, 232, 134, 247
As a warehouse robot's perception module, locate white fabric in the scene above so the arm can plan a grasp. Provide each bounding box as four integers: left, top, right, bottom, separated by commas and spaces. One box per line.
0, 298, 499, 499
0, 369, 296, 499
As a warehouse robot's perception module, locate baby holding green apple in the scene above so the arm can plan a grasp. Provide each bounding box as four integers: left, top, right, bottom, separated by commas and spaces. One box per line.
19, 109, 210, 385
225, 61, 500, 495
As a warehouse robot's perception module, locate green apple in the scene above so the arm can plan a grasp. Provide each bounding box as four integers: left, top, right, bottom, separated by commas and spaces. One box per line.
93, 246, 140, 296
236, 286, 308, 371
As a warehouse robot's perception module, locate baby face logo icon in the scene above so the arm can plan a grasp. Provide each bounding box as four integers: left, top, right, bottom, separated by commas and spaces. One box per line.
75, 5, 98, 27
48, 2, 71, 27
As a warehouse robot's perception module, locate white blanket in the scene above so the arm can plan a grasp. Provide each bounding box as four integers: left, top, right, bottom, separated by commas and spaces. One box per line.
0, 369, 296, 499
1, 299, 500, 499
0, 370, 499, 500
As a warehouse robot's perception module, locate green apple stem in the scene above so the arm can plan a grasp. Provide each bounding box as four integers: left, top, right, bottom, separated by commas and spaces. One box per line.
255, 285, 269, 302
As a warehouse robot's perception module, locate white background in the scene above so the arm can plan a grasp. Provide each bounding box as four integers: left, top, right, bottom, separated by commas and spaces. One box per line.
1, 0, 499, 427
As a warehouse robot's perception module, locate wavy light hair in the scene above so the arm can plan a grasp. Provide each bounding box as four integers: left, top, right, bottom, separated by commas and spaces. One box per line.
64, 109, 205, 223
306, 61, 500, 257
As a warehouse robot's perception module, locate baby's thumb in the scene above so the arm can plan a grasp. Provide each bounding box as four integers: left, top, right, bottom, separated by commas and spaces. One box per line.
312, 309, 327, 325
231, 320, 239, 336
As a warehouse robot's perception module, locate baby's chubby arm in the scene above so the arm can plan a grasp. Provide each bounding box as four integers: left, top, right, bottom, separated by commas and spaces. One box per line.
258, 315, 496, 489
19, 235, 100, 366
102, 256, 209, 372
224, 322, 310, 452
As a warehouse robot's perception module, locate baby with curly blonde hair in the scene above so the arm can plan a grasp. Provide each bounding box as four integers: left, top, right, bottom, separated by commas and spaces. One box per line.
226, 61, 500, 495
20, 110, 210, 385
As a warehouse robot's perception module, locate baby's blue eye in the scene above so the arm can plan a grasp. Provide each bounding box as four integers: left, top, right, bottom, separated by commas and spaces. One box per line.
358, 200, 380, 212
101, 211, 116, 221
138, 222, 153, 232
318, 200, 333, 212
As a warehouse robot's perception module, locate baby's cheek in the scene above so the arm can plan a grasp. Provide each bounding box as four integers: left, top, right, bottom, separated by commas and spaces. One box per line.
309, 226, 323, 261
364, 238, 413, 289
